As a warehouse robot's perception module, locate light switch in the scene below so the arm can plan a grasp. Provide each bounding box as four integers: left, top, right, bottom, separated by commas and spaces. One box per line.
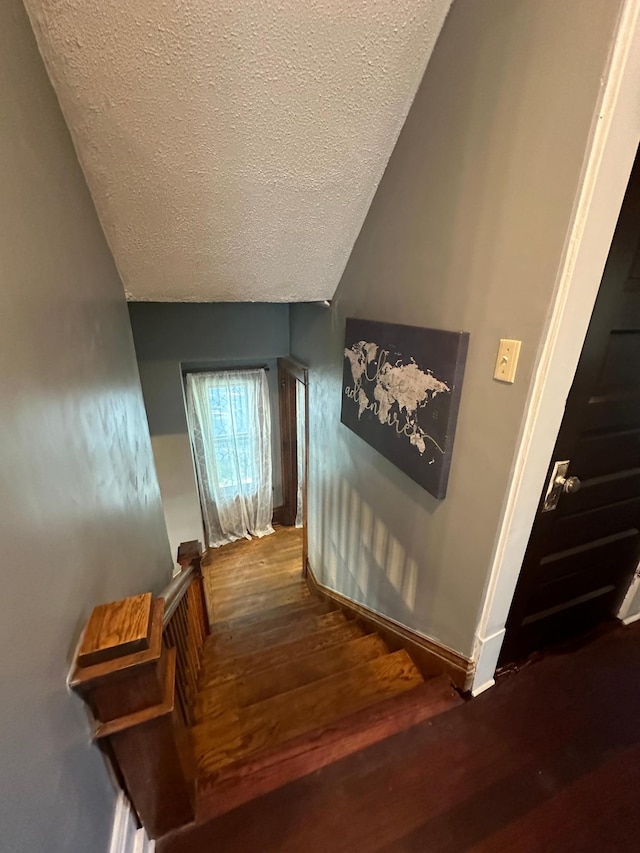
494, 339, 522, 383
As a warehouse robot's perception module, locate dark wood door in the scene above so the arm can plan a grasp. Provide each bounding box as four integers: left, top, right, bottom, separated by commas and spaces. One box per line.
278, 360, 298, 528
501, 150, 640, 664
277, 358, 309, 569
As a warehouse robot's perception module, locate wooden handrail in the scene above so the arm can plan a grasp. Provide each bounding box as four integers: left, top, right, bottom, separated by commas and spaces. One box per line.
67, 539, 209, 839
159, 564, 195, 627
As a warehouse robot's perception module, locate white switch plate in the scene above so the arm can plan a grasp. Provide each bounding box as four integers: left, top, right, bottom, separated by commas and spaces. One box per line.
494, 339, 522, 383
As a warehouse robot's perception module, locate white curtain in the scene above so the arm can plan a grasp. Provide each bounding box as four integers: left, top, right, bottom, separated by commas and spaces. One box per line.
186, 369, 274, 548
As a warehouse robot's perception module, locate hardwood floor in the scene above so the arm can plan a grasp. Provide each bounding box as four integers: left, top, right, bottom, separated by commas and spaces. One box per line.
181, 527, 461, 828
160, 618, 640, 852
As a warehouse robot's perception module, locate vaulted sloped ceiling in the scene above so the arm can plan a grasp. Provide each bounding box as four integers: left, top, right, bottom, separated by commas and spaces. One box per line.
24, 1, 451, 302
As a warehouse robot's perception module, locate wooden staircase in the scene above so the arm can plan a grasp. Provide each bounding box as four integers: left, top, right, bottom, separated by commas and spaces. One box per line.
191, 529, 463, 820
67, 529, 462, 842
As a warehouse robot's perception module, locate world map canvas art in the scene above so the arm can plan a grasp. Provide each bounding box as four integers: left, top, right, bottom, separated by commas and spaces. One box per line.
341, 318, 469, 499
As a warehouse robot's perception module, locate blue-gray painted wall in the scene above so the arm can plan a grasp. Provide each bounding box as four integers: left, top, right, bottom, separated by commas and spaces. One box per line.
0, 4, 172, 850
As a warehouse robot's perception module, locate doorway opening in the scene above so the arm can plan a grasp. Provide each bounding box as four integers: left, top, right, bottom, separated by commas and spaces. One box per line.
183, 358, 309, 576
187, 359, 309, 644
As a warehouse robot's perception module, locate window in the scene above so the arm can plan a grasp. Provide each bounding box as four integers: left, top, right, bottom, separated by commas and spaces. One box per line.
185, 368, 274, 547
207, 381, 255, 495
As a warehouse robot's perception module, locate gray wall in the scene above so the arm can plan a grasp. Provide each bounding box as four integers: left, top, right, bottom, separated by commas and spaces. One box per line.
128, 303, 290, 557
0, 2, 173, 851
290, 0, 624, 658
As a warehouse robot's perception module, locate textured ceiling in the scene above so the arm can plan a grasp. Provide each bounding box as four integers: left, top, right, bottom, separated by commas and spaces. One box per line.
25, 1, 451, 302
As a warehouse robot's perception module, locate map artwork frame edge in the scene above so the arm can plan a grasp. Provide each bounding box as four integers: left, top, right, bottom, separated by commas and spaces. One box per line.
340, 317, 469, 500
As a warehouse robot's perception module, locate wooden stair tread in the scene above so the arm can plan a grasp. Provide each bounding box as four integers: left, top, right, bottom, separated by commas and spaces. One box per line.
210, 568, 308, 597
211, 578, 310, 600
236, 633, 389, 706
195, 675, 462, 821
194, 681, 236, 726
208, 550, 303, 579
211, 581, 308, 608
195, 634, 390, 720
210, 555, 307, 572
193, 650, 424, 775
210, 605, 341, 645
206, 611, 349, 660
208, 600, 330, 635
198, 622, 366, 687
212, 583, 311, 622
210, 559, 301, 581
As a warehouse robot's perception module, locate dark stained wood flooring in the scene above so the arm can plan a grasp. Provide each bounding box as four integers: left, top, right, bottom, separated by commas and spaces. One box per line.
160, 616, 640, 852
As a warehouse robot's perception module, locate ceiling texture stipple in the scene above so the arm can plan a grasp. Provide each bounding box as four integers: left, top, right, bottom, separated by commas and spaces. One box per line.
24, 0, 451, 302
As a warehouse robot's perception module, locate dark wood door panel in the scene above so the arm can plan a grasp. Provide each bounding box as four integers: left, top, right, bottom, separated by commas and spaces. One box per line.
527, 562, 633, 621
628, 240, 640, 279
614, 292, 640, 329
557, 468, 640, 515
536, 530, 638, 583
554, 497, 640, 552
570, 427, 640, 479
595, 331, 640, 396
516, 591, 623, 652
528, 532, 638, 619
277, 358, 309, 574
584, 393, 640, 432
278, 362, 298, 528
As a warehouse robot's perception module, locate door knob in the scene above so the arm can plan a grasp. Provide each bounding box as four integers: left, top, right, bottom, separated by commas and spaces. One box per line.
556, 474, 581, 494
542, 460, 581, 512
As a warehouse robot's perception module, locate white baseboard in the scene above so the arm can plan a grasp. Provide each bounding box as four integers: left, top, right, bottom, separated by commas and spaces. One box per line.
617, 569, 640, 624
133, 828, 155, 853
470, 678, 495, 697
109, 792, 154, 853
470, 628, 505, 696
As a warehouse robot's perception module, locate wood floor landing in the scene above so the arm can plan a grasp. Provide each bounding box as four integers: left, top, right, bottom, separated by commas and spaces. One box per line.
161, 620, 640, 853
187, 527, 461, 825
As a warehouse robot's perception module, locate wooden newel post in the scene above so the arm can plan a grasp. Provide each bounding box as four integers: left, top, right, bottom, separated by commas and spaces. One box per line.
69, 592, 196, 839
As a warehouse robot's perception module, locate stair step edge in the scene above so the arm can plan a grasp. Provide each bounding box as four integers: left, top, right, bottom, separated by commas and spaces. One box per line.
197, 634, 391, 714
196, 675, 462, 821
198, 623, 366, 685
212, 609, 346, 642
237, 648, 422, 710
203, 613, 351, 660
194, 649, 423, 742
209, 602, 331, 634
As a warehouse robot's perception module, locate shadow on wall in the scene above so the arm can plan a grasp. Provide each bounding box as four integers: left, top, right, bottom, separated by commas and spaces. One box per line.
321, 474, 417, 619
315, 468, 451, 636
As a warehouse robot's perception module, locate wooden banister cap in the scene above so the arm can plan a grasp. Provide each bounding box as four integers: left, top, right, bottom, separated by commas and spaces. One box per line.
77, 592, 153, 667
